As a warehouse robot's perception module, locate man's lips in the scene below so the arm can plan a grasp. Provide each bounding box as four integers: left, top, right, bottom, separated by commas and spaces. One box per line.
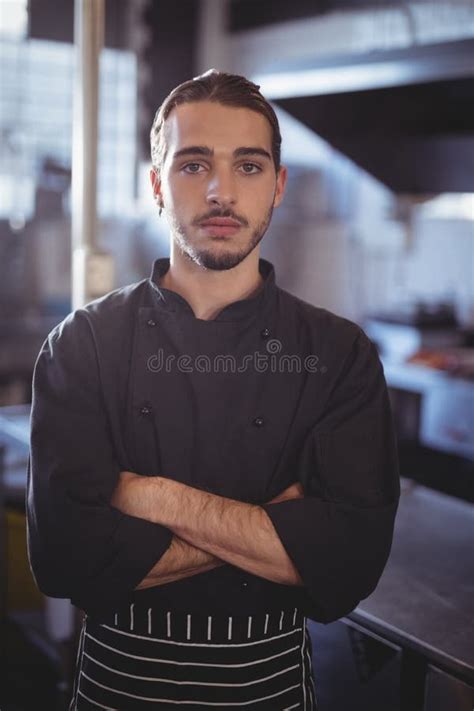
200, 218, 242, 227
199, 217, 243, 236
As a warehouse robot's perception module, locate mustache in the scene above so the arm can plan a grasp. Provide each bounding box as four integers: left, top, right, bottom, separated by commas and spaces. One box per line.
194, 209, 249, 227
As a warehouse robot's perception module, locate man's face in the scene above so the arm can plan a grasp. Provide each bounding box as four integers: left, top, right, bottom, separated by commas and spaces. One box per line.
150, 100, 287, 271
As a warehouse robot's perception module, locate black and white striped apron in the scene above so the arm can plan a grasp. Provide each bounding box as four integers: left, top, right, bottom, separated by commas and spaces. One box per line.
69, 605, 318, 709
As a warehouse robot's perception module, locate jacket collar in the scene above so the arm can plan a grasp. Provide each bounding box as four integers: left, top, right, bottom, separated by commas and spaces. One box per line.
148, 256, 277, 322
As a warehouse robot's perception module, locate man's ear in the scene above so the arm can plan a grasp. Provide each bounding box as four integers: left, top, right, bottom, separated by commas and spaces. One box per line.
150, 167, 163, 205
273, 165, 288, 208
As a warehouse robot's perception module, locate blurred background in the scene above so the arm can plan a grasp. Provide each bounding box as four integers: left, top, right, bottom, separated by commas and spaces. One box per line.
0, 1, 473, 709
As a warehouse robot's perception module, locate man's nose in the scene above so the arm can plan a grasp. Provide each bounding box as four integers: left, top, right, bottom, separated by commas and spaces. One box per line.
206, 168, 237, 207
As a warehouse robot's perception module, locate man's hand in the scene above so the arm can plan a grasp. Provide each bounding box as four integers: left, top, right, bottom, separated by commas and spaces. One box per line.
267, 481, 304, 505
110, 470, 141, 515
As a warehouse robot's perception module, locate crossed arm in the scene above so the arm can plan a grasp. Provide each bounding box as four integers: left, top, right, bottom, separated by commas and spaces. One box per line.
110, 473, 304, 591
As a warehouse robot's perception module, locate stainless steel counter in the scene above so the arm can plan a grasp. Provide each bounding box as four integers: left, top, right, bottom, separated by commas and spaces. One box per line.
346, 478, 474, 708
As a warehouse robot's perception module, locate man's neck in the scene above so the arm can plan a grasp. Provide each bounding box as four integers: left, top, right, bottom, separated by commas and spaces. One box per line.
158, 256, 264, 321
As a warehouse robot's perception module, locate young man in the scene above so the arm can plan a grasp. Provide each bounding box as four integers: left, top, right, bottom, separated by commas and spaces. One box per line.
27, 70, 400, 710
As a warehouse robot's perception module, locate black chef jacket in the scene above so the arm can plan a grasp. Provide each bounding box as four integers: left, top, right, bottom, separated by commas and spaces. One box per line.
26, 256, 400, 624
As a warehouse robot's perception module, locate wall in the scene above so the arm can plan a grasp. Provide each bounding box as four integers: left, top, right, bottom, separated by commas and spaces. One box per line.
262, 193, 473, 328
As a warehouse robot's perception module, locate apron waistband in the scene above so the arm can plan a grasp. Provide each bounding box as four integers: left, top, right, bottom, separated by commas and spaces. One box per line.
90, 605, 306, 645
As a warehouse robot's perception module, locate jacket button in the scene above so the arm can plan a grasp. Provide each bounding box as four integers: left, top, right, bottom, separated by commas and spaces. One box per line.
260, 328, 270, 338
242, 581, 248, 588
147, 319, 156, 327
253, 416, 264, 427
140, 405, 152, 416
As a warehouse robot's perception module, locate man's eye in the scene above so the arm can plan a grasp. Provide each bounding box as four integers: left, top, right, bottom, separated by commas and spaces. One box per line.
183, 163, 204, 174
240, 163, 261, 174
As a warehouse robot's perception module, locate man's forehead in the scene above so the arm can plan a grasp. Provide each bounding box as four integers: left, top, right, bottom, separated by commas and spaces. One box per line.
163, 101, 272, 152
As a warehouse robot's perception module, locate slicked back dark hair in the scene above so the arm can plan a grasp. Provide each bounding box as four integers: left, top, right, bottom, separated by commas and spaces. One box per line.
150, 69, 282, 176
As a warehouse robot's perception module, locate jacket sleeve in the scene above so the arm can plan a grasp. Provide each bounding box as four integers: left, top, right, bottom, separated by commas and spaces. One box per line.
261, 328, 400, 624
26, 309, 173, 616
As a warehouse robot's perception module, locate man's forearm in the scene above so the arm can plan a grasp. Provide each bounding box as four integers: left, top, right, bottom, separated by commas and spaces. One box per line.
114, 475, 303, 587
135, 534, 226, 590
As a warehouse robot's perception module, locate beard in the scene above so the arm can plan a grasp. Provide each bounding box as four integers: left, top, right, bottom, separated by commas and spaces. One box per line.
167, 203, 275, 271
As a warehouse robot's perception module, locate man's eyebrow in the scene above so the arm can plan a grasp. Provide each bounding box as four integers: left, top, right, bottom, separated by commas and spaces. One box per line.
172, 146, 272, 161
172, 146, 212, 160
233, 147, 272, 161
